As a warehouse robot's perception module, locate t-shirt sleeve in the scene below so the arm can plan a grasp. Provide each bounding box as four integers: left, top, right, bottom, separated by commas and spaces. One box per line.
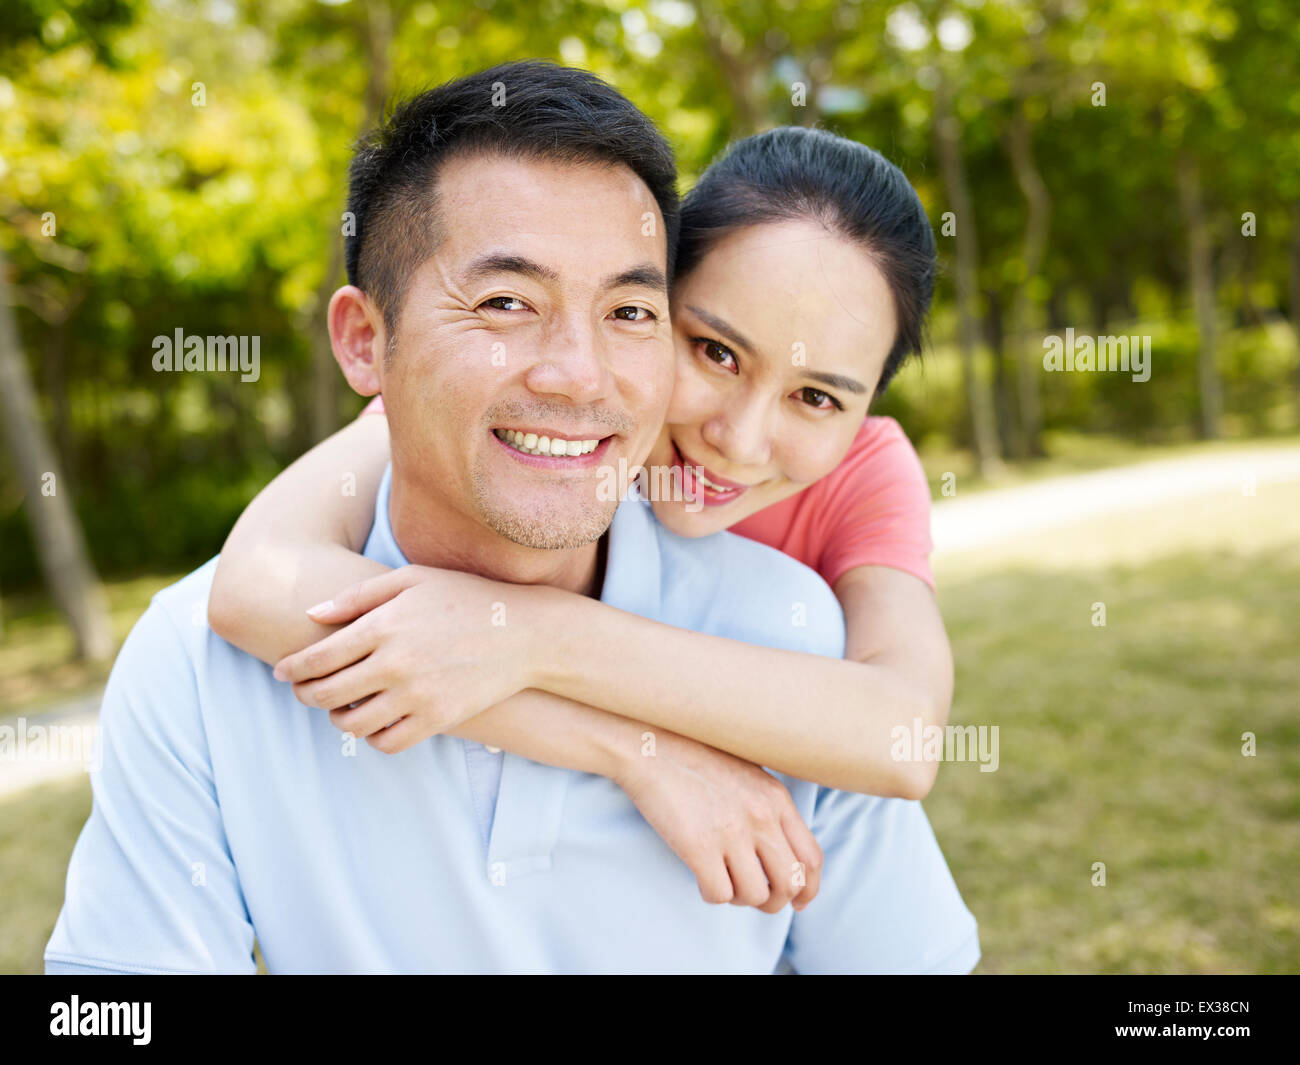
44, 603, 258, 975
816, 419, 936, 592
780, 789, 980, 974
361, 395, 385, 416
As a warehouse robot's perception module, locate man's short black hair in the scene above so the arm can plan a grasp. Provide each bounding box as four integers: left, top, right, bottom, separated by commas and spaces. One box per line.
345, 60, 680, 331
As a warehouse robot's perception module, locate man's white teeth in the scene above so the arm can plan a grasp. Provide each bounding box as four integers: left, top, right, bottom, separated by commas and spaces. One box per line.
495, 428, 601, 457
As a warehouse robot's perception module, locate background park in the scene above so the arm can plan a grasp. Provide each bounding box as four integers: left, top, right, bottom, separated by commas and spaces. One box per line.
1, 0, 1297, 974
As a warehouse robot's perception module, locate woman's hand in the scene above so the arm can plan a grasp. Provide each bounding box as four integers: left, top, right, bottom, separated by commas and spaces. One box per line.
272, 566, 545, 752
614, 731, 823, 914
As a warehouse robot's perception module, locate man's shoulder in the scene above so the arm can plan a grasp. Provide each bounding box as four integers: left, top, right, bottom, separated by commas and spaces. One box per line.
112, 556, 260, 694
144, 557, 221, 640
649, 507, 846, 656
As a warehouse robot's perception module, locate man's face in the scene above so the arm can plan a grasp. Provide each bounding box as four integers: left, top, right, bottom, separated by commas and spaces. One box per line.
377, 152, 672, 550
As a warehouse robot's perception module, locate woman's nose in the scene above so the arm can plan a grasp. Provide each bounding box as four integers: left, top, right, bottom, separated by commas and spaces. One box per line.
702, 395, 773, 468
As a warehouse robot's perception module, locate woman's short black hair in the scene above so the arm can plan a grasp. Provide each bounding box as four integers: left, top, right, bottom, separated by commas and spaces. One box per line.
346, 60, 680, 331
676, 127, 935, 396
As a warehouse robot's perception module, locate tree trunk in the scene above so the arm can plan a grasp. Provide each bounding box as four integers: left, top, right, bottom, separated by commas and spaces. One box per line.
1004, 103, 1050, 458
1291, 199, 1300, 410
933, 72, 1001, 475
984, 288, 1015, 458
0, 244, 113, 661
1175, 152, 1221, 440
310, 0, 395, 443
693, 0, 768, 136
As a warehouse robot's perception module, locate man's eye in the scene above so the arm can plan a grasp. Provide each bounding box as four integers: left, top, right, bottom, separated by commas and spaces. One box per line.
695, 338, 737, 373
481, 296, 528, 312
612, 305, 656, 322
797, 387, 841, 411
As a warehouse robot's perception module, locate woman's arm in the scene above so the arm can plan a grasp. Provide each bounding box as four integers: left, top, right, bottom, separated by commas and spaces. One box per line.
543, 562, 954, 799
292, 558, 953, 800
209, 414, 392, 663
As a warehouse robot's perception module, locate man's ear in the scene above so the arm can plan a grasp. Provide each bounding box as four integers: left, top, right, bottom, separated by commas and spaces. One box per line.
327, 285, 387, 396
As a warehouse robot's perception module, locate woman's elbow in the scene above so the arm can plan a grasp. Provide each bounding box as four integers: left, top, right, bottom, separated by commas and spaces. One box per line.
207, 557, 253, 646
898, 759, 940, 801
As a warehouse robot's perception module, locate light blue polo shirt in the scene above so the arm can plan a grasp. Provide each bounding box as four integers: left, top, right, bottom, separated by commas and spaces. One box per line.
46, 467, 979, 974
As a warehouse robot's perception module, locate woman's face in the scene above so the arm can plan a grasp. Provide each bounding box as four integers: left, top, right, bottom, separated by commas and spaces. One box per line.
644, 218, 898, 538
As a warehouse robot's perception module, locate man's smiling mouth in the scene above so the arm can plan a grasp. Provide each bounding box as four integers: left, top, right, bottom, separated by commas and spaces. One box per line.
493, 427, 607, 458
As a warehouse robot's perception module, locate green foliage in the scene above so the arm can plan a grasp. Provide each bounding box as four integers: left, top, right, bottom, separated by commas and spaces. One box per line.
2, 0, 1299, 588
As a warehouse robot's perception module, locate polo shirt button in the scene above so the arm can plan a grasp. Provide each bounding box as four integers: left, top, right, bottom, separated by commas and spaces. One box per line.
484, 745, 501, 754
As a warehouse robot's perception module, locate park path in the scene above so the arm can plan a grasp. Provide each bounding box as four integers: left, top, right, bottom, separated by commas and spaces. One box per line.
3, 442, 1298, 801
930, 443, 1299, 555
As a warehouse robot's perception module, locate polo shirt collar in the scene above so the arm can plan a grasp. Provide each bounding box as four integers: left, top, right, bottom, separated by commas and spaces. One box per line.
369, 466, 662, 618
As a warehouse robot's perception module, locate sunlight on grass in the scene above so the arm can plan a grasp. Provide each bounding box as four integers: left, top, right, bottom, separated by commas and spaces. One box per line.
0, 773, 91, 974
926, 542, 1300, 973
917, 431, 1300, 500
0, 572, 187, 719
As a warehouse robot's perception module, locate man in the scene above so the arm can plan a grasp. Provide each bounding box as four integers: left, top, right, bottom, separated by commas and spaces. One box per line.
46, 61, 978, 974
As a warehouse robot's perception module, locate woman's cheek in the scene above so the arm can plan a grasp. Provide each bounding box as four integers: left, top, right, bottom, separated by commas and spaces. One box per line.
780, 434, 849, 488
664, 367, 716, 424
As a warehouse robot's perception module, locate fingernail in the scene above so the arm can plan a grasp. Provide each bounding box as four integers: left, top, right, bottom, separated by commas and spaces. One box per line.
306, 600, 334, 618
273, 664, 286, 681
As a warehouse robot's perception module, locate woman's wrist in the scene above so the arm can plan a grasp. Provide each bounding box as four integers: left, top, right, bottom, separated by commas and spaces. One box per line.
522, 583, 597, 697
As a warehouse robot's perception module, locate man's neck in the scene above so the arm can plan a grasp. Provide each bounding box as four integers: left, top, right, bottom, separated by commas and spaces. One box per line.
387, 472, 605, 597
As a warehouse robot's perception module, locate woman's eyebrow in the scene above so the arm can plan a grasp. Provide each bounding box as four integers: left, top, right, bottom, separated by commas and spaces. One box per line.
687, 303, 868, 395
803, 369, 868, 395
684, 304, 756, 355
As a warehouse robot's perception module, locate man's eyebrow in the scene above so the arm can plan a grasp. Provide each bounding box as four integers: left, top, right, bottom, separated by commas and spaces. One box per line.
604, 264, 668, 294
458, 253, 560, 287
687, 303, 869, 395
458, 256, 666, 297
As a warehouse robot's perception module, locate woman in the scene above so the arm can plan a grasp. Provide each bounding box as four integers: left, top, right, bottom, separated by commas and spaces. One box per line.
209, 126, 954, 913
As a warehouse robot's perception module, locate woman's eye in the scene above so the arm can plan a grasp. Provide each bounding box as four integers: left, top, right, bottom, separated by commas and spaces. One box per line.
481, 296, 528, 312
797, 386, 841, 411
695, 338, 738, 373
612, 305, 656, 322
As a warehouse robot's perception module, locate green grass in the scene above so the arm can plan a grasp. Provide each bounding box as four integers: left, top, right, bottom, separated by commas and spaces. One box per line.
0, 773, 94, 974
0, 571, 184, 720
926, 541, 1300, 973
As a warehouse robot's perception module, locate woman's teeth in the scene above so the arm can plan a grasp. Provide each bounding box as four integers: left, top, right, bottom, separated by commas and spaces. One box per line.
494, 428, 601, 457
695, 471, 732, 492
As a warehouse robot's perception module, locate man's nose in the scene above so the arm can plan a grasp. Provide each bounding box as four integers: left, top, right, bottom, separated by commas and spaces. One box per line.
702, 388, 774, 468
523, 315, 611, 405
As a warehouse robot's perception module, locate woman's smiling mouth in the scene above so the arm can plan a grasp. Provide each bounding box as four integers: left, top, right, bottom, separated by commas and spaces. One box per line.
671, 441, 752, 506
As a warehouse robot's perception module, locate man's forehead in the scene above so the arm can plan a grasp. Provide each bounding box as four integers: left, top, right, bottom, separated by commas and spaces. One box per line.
437, 150, 665, 253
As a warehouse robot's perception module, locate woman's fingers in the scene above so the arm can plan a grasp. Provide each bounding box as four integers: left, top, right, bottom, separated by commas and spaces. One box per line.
782, 808, 823, 911
293, 657, 383, 712
754, 835, 801, 914
274, 620, 379, 683
364, 714, 425, 755
723, 847, 773, 910
305, 567, 424, 625
328, 695, 398, 739
692, 855, 736, 906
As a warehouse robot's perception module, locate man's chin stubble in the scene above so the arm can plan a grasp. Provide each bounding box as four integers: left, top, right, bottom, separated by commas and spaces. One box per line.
472, 480, 617, 551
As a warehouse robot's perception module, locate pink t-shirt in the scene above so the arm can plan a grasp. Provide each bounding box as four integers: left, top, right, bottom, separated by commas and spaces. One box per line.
728, 416, 935, 592
359, 397, 934, 592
